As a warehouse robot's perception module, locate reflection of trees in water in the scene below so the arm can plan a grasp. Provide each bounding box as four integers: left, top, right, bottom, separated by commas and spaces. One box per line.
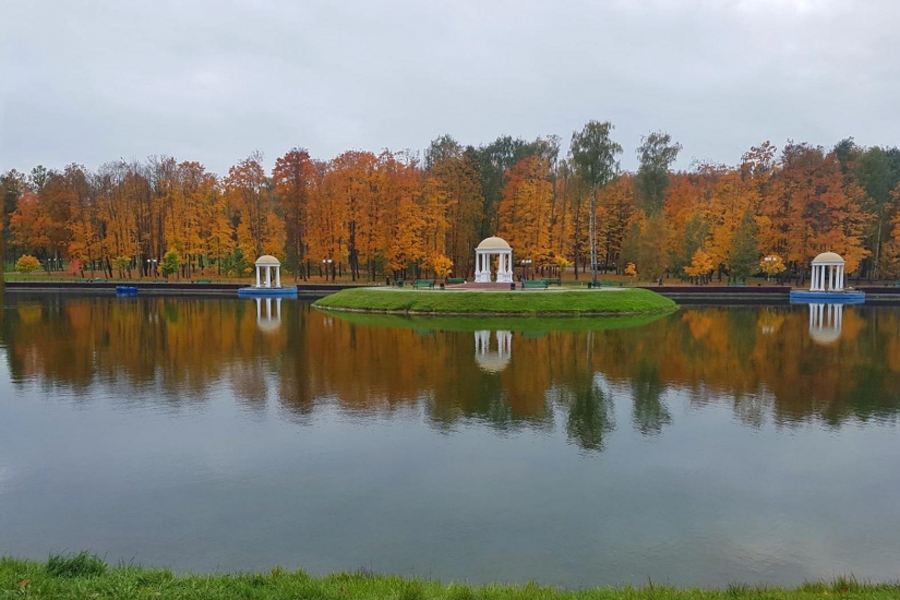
3, 297, 900, 435
631, 360, 671, 435
557, 381, 615, 451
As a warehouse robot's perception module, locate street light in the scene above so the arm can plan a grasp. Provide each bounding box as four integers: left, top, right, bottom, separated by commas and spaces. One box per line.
522, 259, 532, 281
322, 259, 334, 281
763, 255, 777, 283
146, 258, 158, 278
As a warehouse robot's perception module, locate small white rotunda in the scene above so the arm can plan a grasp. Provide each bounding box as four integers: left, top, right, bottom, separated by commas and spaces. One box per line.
475, 236, 513, 284
254, 255, 283, 289
809, 252, 845, 292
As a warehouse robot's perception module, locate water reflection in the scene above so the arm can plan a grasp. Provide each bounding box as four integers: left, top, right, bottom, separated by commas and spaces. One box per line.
1, 297, 900, 436
256, 297, 283, 334
474, 330, 512, 373
808, 303, 843, 345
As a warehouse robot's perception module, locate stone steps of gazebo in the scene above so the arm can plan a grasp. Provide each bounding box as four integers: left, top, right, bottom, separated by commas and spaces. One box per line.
448, 282, 515, 290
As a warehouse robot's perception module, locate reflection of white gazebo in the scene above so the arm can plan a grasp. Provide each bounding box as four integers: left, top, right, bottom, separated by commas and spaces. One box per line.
474, 330, 512, 373
475, 236, 513, 283
809, 303, 843, 345
255, 255, 282, 289
256, 297, 282, 333
810, 252, 845, 292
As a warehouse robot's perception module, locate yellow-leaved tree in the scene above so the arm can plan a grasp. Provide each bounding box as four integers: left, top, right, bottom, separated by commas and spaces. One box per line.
684, 248, 714, 284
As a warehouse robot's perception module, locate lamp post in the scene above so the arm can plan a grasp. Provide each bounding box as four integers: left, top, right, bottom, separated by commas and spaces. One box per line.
763, 255, 776, 283
146, 258, 158, 278
522, 259, 532, 281
322, 259, 334, 282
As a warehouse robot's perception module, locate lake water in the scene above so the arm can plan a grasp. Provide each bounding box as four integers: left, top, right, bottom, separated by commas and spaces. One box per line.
1, 292, 899, 587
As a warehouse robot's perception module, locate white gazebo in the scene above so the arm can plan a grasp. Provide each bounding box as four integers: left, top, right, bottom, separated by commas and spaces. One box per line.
254, 255, 283, 288
809, 252, 845, 292
475, 236, 513, 283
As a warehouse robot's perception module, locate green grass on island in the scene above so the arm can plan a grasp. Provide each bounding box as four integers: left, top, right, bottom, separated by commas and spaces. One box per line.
313, 287, 676, 315
2, 555, 897, 600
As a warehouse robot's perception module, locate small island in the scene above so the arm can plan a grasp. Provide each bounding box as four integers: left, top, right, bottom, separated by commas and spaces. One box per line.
314, 286, 675, 316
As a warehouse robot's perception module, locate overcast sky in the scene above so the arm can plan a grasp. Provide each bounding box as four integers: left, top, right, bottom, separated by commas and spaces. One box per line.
2, 0, 898, 176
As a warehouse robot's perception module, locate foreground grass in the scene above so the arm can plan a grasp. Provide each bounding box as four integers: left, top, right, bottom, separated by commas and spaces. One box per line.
2, 555, 898, 600
314, 287, 676, 315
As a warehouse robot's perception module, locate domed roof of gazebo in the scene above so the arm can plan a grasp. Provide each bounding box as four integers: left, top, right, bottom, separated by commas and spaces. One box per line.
257, 319, 282, 334
476, 236, 511, 251
812, 252, 844, 264
255, 255, 281, 266
475, 353, 511, 373
810, 327, 841, 345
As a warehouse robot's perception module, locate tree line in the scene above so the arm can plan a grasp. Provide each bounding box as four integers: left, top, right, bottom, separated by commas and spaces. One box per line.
2, 124, 899, 283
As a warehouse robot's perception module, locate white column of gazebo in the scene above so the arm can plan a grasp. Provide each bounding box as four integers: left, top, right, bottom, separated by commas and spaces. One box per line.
809, 252, 845, 292
474, 236, 513, 283
254, 255, 283, 289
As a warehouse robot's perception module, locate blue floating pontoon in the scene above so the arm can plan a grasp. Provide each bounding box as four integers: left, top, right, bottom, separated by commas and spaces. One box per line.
116, 286, 139, 296
238, 286, 299, 298
789, 289, 865, 304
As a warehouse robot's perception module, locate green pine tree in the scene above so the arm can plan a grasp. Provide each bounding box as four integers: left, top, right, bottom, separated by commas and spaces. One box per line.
728, 211, 759, 281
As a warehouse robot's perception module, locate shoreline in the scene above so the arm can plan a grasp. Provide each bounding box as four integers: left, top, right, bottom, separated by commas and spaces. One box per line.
4, 281, 900, 304
314, 304, 677, 317
1, 556, 895, 599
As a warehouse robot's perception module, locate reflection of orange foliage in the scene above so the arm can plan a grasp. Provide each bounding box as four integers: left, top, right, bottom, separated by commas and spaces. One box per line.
682, 311, 712, 339
757, 310, 785, 335
4, 299, 900, 429
17, 304, 42, 325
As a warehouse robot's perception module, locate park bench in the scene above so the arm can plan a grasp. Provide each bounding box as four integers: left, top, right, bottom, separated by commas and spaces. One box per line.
545, 277, 561, 286
412, 279, 435, 289
728, 281, 747, 286
195, 279, 212, 284
522, 279, 549, 289
446, 277, 466, 284
92, 278, 108, 283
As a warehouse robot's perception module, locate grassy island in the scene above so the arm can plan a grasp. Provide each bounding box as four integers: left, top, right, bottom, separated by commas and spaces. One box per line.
1, 555, 896, 599
313, 287, 676, 316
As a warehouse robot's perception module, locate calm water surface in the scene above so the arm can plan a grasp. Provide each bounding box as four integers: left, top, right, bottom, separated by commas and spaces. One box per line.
1, 292, 899, 587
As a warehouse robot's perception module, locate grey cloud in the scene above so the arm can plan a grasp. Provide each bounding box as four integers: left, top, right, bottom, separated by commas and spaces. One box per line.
2, 0, 898, 175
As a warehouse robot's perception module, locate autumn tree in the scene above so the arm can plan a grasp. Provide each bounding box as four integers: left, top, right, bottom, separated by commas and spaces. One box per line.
635, 131, 681, 214
684, 248, 714, 283
15, 254, 41, 274
638, 212, 669, 281
570, 121, 622, 283
425, 137, 483, 276
497, 156, 553, 266
225, 152, 283, 261
273, 148, 314, 280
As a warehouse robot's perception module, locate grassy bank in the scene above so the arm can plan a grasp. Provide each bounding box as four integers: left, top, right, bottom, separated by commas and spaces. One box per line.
319, 309, 670, 333
1, 555, 897, 599
314, 287, 676, 315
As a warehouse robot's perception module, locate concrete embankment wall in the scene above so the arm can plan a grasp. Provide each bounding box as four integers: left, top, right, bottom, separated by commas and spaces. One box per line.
3, 282, 361, 299
643, 285, 900, 304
